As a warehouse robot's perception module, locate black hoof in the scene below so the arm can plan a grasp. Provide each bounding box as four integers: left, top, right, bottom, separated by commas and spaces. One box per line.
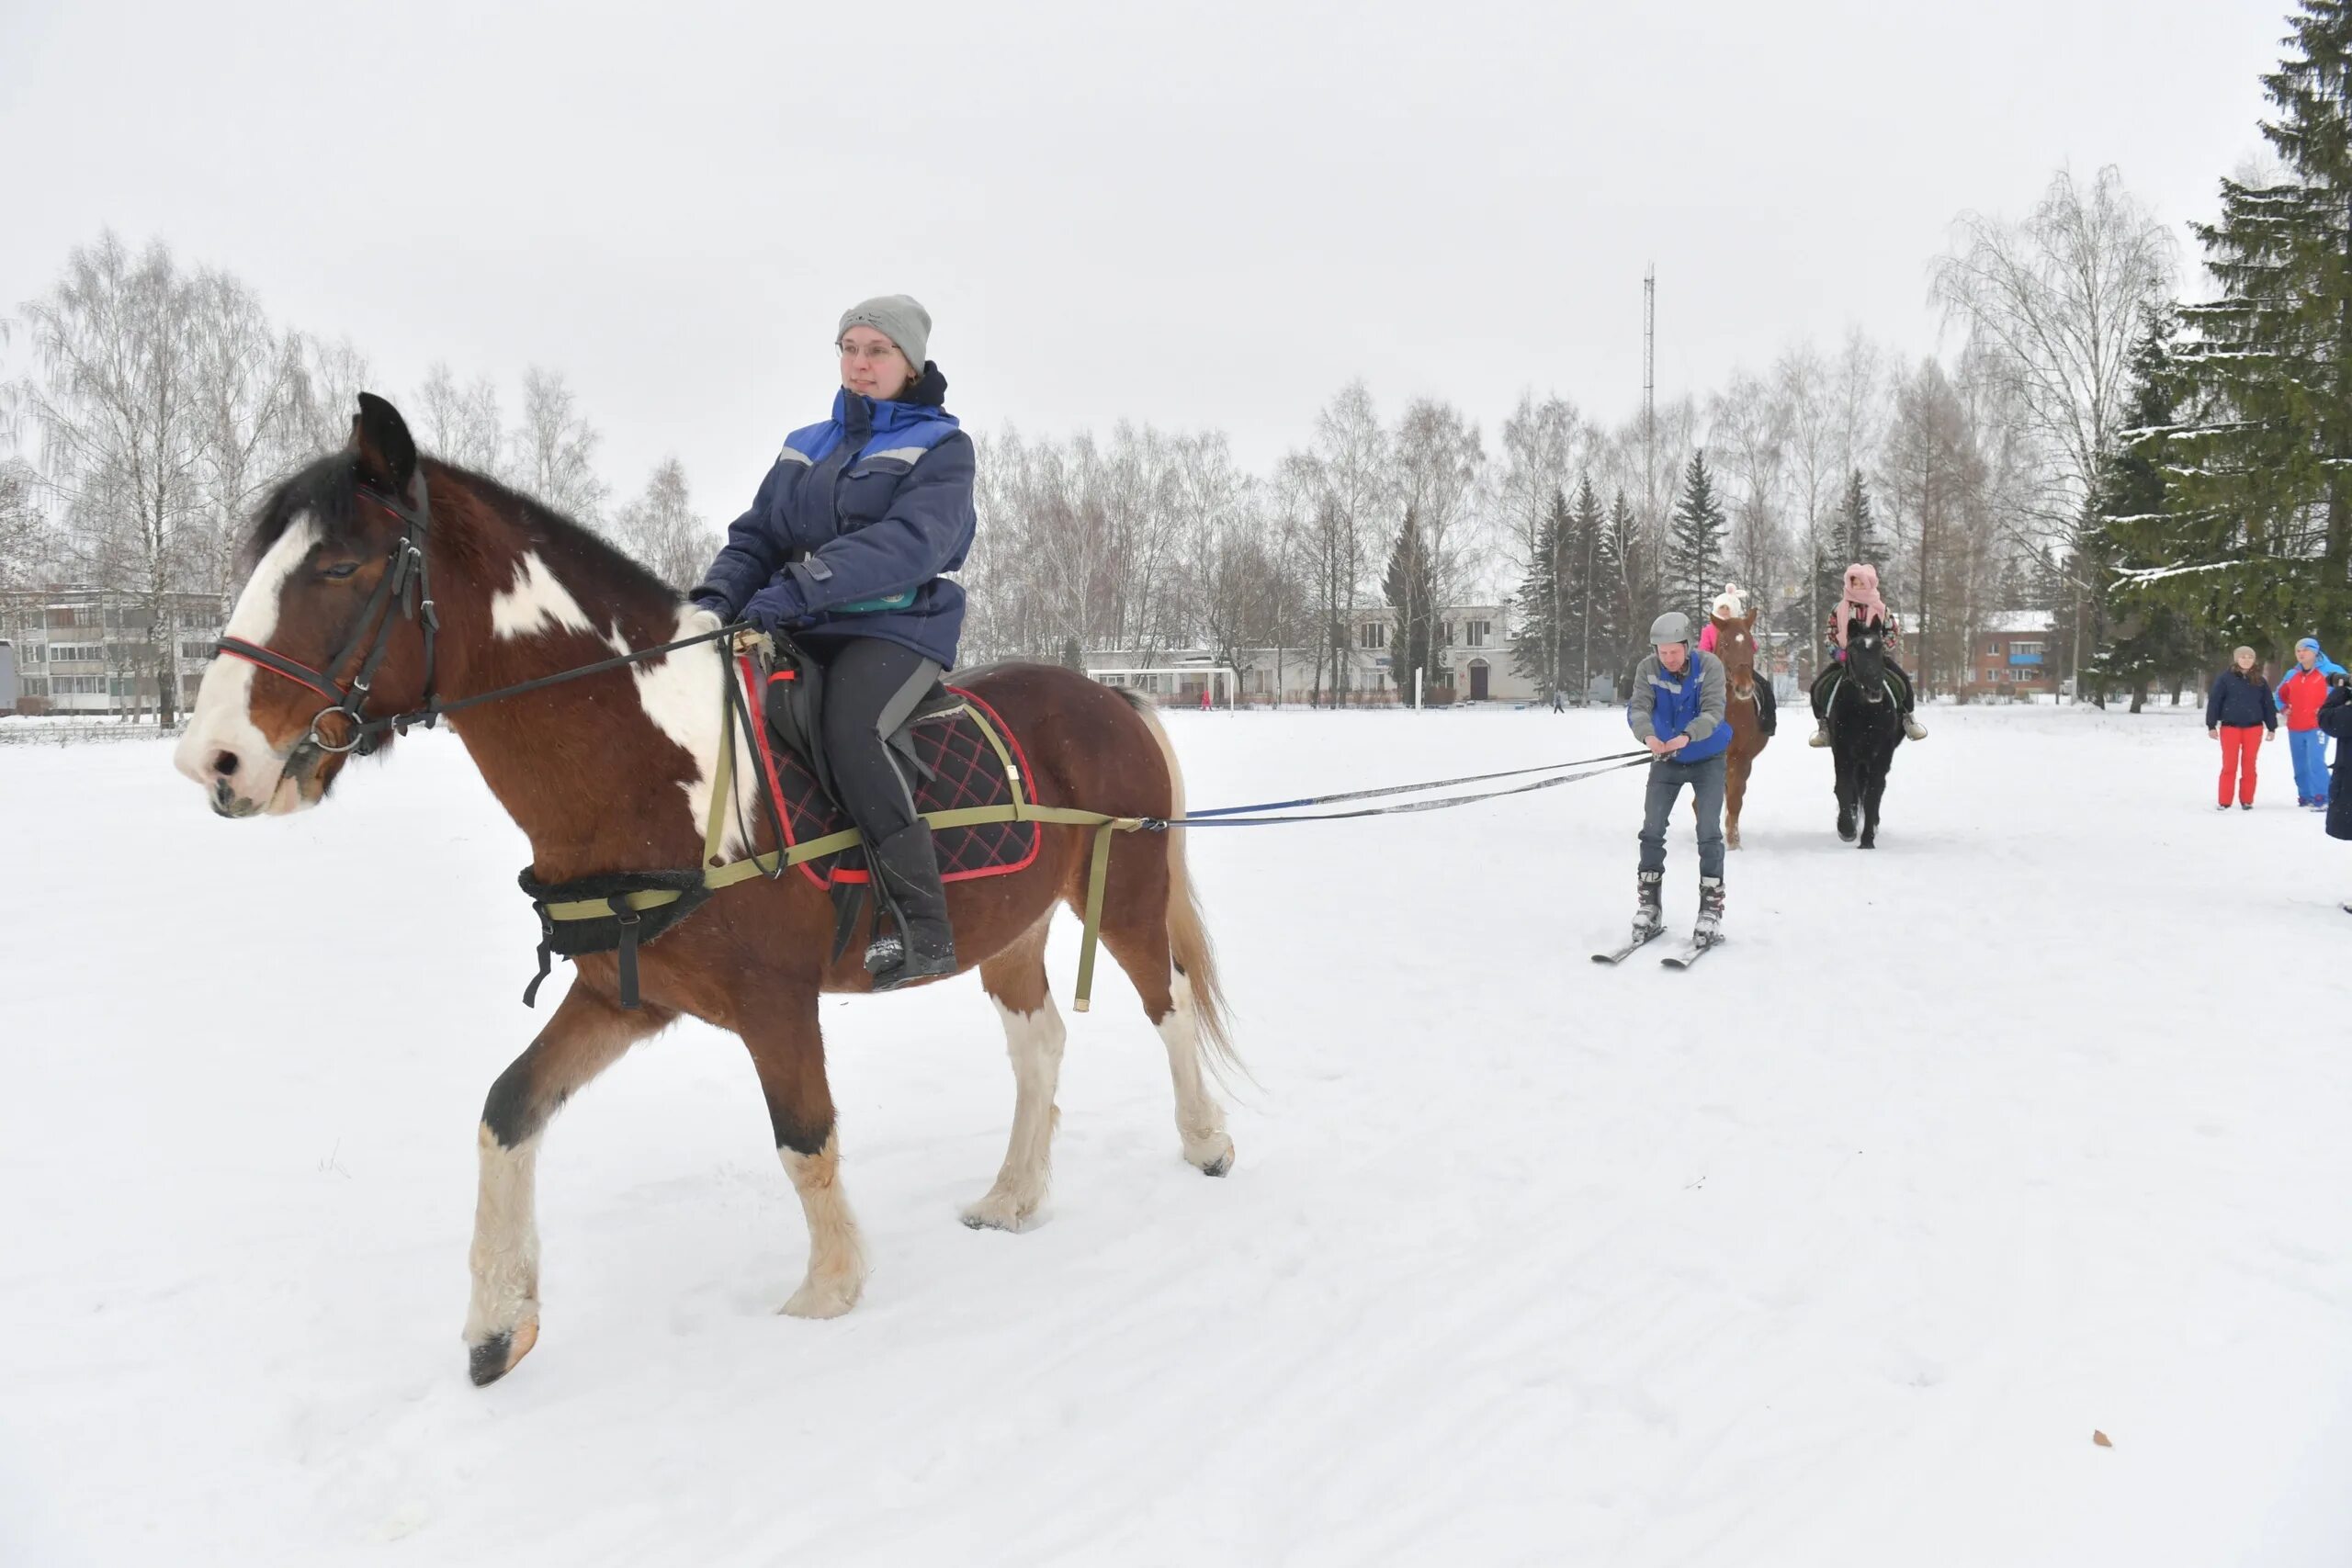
469, 1334, 514, 1387
1859, 838, 1876, 850
1199, 1153, 1232, 1178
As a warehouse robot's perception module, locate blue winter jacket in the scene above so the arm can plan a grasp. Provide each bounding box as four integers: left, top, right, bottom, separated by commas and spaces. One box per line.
1627, 648, 1733, 764
694, 366, 977, 668
2205, 668, 2278, 731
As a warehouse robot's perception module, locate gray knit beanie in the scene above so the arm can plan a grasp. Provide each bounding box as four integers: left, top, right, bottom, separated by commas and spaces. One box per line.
1649, 611, 1692, 646
837, 294, 931, 368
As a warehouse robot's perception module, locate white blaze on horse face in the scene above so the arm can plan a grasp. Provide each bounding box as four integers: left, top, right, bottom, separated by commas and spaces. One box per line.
631, 606, 757, 859
175, 513, 320, 811
490, 551, 599, 640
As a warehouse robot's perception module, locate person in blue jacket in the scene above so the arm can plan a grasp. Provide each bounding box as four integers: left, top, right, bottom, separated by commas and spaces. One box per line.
1625, 611, 1730, 946
691, 295, 977, 989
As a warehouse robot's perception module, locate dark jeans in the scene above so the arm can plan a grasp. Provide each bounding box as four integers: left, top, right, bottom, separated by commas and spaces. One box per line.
812, 635, 942, 846
1639, 751, 1726, 879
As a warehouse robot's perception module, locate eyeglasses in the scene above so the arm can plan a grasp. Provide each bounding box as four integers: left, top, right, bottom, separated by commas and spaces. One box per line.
837, 341, 902, 365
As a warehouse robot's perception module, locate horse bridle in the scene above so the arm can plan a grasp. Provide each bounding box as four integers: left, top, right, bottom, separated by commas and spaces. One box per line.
214, 473, 440, 777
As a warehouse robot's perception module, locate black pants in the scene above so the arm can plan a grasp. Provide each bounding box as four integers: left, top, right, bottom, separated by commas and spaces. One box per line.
813, 635, 942, 847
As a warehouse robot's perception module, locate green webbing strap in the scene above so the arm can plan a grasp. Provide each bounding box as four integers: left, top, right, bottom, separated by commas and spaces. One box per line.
539, 668, 1146, 1013
1073, 819, 1116, 1013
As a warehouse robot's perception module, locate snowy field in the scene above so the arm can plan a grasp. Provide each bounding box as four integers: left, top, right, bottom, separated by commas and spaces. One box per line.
4, 702, 2349, 1567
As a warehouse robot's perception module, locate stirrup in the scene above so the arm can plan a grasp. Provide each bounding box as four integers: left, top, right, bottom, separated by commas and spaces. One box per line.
1807, 726, 1829, 748
1903, 716, 1928, 740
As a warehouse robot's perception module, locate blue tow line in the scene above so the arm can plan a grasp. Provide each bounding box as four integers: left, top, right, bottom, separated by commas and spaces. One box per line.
1145, 749, 1653, 830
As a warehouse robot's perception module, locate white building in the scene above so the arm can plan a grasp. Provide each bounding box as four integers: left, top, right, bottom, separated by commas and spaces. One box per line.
0, 587, 223, 716
1087, 602, 1538, 706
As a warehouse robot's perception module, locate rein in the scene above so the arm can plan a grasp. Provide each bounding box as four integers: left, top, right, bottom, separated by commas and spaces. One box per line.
217, 472, 747, 760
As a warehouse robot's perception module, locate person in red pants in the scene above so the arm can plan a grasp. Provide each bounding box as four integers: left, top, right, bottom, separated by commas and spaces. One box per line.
2206, 646, 2278, 809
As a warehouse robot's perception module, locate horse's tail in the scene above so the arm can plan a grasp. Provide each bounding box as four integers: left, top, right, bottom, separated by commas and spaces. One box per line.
1117, 690, 1242, 1083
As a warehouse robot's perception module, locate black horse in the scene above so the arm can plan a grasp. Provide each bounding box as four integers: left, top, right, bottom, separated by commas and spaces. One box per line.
1826, 618, 1906, 848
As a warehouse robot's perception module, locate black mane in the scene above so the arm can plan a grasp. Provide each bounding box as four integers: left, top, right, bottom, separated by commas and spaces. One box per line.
244, 452, 682, 618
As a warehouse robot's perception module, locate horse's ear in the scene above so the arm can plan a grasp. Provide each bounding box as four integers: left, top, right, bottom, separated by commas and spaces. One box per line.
351, 392, 418, 492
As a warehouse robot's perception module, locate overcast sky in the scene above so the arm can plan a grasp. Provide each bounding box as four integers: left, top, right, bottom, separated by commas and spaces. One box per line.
0, 0, 2292, 517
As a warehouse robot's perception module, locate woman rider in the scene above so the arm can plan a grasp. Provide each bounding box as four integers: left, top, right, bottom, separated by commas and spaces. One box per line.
690, 295, 976, 989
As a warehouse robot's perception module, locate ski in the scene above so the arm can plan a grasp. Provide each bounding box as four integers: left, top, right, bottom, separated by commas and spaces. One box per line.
1591, 927, 1665, 965
1659, 933, 1724, 970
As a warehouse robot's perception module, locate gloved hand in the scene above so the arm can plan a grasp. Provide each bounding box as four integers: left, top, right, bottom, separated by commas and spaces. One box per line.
689, 595, 730, 622
742, 577, 810, 636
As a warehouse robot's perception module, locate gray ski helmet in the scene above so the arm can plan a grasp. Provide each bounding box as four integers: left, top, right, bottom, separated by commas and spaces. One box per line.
1649, 611, 1693, 647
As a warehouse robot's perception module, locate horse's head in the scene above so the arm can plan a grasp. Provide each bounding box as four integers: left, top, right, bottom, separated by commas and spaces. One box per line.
175, 394, 435, 817
1713, 612, 1759, 689
1845, 617, 1891, 695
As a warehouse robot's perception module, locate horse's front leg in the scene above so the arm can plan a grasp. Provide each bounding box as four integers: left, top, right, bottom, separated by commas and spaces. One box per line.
1860, 745, 1891, 849
1725, 753, 1748, 851
467, 983, 673, 1386
736, 980, 867, 1318
1833, 750, 1859, 842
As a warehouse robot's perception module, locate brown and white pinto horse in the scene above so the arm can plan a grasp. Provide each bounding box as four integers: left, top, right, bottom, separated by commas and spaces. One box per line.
174, 396, 1238, 1386
1709, 611, 1770, 850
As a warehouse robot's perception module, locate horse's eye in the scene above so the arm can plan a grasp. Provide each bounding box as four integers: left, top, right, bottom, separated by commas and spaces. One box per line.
321, 561, 361, 581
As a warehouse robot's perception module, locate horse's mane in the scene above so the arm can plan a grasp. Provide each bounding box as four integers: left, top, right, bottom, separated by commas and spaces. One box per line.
244, 451, 681, 621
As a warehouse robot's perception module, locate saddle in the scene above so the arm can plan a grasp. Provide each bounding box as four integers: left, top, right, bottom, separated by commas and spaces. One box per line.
744, 639, 1040, 892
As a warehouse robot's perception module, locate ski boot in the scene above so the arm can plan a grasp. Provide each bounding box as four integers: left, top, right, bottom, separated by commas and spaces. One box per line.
1632, 869, 1665, 943
1695, 875, 1725, 944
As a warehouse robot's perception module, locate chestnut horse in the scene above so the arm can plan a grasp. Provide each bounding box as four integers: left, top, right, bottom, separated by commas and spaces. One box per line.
174, 395, 1238, 1386
1709, 611, 1770, 850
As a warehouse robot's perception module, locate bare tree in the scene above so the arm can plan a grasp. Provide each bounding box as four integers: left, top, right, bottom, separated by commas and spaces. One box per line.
416, 360, 507, 477
17, 232, 206, 724
509, 366, 609, 527
1931, 164, 2176, 694
1707, 368, 1792, 611
189, 271, 307, 624
611, 457, 716, 591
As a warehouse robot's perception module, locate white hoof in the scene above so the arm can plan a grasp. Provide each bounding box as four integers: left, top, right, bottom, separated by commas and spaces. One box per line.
959, 1188, 1042, 1232
780, 1272, 862, 1319
1185, 1131, 1236, 1178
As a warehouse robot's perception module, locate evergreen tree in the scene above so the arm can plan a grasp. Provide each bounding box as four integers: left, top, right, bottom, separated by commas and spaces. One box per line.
2169, 0, 2352, 639
2093, 310, 2215, 703
1834, 468, 1877, 568
1605, 488, 1645, 695
1569, 477, 1614, 700
1385, 507, 1445, 703
1664, 450, 1727, 617
1510, 487, 1576, 702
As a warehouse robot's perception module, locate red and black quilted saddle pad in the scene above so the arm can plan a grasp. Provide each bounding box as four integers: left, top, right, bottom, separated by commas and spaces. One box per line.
738, 656, 1040, 890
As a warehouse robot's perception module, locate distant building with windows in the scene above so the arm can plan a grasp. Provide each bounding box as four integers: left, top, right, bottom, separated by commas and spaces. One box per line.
1085, 602, 1538, 706
0, 586, 223, 716
1961, 611, 2059, 699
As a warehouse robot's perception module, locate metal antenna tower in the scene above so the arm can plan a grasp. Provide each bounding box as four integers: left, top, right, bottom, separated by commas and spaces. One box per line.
1643, 264, 1657, 565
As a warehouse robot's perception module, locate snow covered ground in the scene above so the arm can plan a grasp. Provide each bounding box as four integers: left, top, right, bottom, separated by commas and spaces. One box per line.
4, 702, 2348, 1567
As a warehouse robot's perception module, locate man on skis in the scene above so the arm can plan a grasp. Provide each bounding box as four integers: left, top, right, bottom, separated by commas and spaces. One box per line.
1626, 610, 1729, 951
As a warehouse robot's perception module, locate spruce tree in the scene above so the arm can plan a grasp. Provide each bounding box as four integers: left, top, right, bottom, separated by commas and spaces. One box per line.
1569, 476, 1611, 700
2170, 0, 2352, 638
2095, 310, 2215, 700
1385, 507, 1445, 703
1834, 468, 1877, 568
1664, 450, 1727, 618
1605, 488, 1645, 695
1510, 489, 1571, 701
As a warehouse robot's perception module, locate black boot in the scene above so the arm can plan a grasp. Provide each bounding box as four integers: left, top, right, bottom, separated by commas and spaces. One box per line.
865, 822, 957, 990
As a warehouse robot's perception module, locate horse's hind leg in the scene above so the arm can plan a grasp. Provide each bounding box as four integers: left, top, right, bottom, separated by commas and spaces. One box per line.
1095, 853, 1234, 1178
467, 984, 673, 1386
964, 916, 1067, 1232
